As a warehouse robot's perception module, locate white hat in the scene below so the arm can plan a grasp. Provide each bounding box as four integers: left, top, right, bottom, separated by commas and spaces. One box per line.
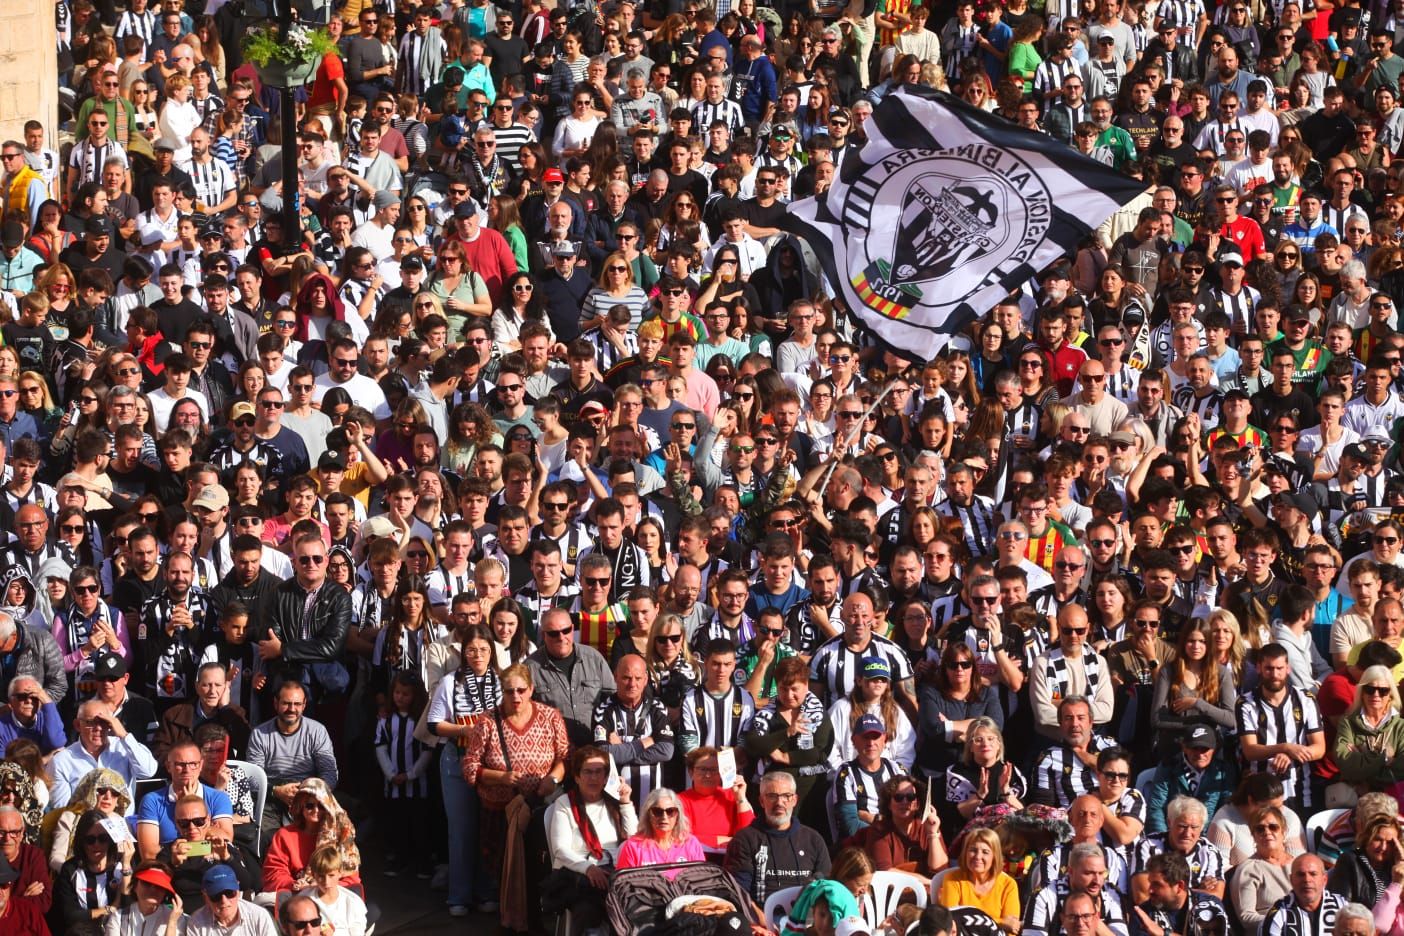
837, 918, 872, 936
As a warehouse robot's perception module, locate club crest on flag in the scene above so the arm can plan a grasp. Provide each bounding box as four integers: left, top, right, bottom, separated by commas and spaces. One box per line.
781, 87, 1144, 361
846, 148, 1052, 322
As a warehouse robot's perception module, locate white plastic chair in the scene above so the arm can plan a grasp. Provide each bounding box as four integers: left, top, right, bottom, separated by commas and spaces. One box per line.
929, 868, 954, 905
228, 759, 269, 855
863, 870, 928, 927
1305, 807, 1350, 854
764, 886, 804, 932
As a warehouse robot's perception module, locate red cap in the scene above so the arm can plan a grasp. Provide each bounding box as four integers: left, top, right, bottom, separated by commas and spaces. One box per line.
133, 867, 176, 895
543, 168, 566, 183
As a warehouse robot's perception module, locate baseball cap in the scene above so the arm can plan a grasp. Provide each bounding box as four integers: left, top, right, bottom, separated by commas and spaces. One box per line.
1184, 724, 1217, 750
138, 225, 165, 248
1218, 251, 1244, 267
319, 449, 348, 471
92, 651, 127, 681
836, 918, 872, 936
1108, 430, 1137, 445
201, 863, 240, 897
551, 241, 577, 258
230, 402, 256, 421
771, 124, 794, 140
453, 200, 479, 219
400, 255, 425, 273
1122, 306, 1145, 326
579, 400, 611, 418
1, 222, 24, 249
862, 656, 891, 681
543, 167, 566, 184
1344, 442, 1371, 461
359, 515, 399, 540
192, 485, 230, 512
84, 216, 109, 236
1222, 387, 1251, 404
854, 714, 887, 736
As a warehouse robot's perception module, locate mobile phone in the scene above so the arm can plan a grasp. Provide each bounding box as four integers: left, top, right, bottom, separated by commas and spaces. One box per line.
185, 841, 212, 857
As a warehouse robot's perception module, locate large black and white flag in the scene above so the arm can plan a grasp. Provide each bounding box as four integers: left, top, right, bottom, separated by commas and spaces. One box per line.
782, 86, 1144, 360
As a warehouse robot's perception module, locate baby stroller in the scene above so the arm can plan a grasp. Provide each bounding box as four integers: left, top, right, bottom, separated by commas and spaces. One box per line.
605, 863, 761, 936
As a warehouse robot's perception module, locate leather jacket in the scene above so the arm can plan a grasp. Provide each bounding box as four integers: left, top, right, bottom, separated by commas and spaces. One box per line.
267, 578, 351, 666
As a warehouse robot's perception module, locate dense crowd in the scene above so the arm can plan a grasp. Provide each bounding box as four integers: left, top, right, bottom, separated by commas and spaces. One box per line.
9, 0, 1404, 931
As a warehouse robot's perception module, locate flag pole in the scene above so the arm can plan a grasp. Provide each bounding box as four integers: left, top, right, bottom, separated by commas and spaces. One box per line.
811, 381, 897, 505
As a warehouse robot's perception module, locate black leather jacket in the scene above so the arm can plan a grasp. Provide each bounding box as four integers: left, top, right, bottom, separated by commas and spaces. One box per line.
267, 577, 351, 666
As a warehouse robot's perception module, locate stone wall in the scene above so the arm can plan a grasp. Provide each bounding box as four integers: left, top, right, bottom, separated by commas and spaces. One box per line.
0, 0, 59, 150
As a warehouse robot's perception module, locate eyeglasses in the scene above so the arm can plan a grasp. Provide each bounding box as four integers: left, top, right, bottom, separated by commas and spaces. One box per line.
176, 815, 208, 828
945, 660, 974, 670
655, 633, 682, 644
260, 400, 285, 409
289, 919, 324, 932
407, 550, 429, 559
1055, 561, 1086, 571
1366, 685, 1393, 696
672, 422, 696, 430
1062, 627, 1089, 636
1134, 618, 1160, 629
1100, 770, 1130, 780
584, 576, 611, 586
82, 833, 109, 845
297, 554, 327, 565
544, 628, 573, 638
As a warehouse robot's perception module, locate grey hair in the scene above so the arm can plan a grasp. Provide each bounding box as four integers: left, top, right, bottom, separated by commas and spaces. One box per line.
0, 613, 15, 644
1166, 795, 1208, 828
759, 771, 796, 794
627, 67, 646, 82
1068, 841, 1106, 869
638, 787, 692, 843
1342, 260, 1368, 281
6, 676, 39, 698
1334, 904, 1374, 936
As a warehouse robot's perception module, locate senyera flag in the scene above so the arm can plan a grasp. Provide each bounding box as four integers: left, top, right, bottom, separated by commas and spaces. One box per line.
782, 85, 1145, 361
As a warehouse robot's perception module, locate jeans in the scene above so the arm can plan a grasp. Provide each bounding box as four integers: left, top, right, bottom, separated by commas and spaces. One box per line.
441, 744, 492, 907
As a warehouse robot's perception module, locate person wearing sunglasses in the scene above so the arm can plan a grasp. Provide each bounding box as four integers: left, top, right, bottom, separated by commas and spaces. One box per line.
616, 785, 704, 869
260, 534, 352, 717
182, 859, 263, 932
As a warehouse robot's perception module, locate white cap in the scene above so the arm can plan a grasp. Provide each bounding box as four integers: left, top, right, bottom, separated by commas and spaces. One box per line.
837, 918, 872, 936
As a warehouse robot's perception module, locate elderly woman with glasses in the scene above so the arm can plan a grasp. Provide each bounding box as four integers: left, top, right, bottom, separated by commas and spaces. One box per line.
1231, 804, 1294, 930
616, 787, 705, 869
1335, 664, 1404, 792
543, 745, 636, 929
47, 769, 129, 872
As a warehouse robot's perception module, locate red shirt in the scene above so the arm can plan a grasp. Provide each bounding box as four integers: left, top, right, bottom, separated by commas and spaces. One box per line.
308, 51, 345, 109
1221, 215, 1265, 261
1040, 341, 1089, 397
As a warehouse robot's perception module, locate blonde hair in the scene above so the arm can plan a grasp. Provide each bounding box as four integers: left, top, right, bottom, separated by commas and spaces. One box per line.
1348, 664, 1402, 717
961, 828, 1003, 884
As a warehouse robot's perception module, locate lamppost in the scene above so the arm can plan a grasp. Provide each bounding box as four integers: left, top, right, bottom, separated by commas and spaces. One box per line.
241, 0, 333, 242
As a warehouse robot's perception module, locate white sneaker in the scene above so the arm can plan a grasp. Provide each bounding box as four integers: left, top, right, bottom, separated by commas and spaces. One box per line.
448, 906, 470, 917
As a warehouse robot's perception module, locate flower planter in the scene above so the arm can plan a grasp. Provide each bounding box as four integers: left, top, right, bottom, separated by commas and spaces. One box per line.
255, 58, 319, 89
